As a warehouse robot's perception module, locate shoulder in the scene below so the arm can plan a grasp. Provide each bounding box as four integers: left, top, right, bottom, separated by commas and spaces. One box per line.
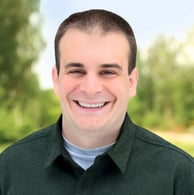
131, 124, 194, 193
133, 123, 193, 162
0, 123, 56, 161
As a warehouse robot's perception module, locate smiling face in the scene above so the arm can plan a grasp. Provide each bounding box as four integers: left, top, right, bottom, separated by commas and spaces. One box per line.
52, 28, 138, 147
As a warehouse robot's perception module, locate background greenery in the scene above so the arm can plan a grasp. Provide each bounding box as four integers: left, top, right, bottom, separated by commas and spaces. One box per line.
0, 0, 194, 156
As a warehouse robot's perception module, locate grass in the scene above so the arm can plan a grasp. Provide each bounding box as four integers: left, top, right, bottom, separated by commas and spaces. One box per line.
0, 132, 194, 157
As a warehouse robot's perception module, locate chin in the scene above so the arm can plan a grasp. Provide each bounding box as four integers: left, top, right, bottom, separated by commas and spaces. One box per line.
77, 122, 105, 133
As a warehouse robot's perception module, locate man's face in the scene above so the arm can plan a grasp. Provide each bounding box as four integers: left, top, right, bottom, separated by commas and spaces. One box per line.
52, 28, 138, 137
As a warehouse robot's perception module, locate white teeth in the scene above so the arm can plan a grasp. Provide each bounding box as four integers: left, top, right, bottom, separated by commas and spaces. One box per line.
78, 102, 105, 108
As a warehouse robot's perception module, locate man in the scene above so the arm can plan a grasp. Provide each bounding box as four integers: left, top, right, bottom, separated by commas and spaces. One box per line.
0, 9, 193, 195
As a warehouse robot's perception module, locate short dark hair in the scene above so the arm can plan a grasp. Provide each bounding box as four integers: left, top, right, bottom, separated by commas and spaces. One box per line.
54, 9, 137, 74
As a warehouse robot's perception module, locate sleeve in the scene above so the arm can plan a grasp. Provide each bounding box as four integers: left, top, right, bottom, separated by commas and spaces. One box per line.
174, 158, 194, 195
0, 154, 3, 195
191, 159, 194, 195
0, 152, 9, 195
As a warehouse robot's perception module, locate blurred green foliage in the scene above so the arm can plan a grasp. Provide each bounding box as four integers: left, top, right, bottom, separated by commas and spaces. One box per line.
0, 1, 194, 144
128, 29, 194, 131
0, 0, 50, 142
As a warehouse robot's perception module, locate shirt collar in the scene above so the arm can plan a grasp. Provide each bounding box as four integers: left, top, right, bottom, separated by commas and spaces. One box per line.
44, 115, 66, 169
44, 114, 136, 173
107, 114, 136, 174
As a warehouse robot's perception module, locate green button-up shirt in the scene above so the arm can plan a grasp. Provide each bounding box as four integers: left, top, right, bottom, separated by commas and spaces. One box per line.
0, 115, 194, 195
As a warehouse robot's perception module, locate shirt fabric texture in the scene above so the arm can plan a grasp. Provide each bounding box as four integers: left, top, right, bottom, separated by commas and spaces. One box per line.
0, 114, 194, 195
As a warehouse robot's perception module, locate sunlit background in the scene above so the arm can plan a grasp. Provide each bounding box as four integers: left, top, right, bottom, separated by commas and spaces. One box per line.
0, 0, 194, 155
36, 0, 194, 89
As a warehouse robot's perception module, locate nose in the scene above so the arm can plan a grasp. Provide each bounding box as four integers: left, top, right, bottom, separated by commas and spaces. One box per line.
80, 73, 102, 97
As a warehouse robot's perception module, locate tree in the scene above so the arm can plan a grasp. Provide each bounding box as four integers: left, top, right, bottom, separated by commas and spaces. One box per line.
0, 0, 45, 141
0, 0, 44, 105
128, 28, 194, 131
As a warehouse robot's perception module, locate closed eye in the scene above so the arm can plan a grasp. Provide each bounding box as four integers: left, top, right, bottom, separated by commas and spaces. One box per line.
63, 62, 86, 76
99, 63, 122, 77
100, 70, 117, 75
67, 69, 86, 76
99, 69, 119, 78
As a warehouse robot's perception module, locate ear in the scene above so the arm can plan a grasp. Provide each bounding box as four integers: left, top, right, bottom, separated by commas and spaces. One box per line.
128, 67, 138, 97
52, 66, 60, 96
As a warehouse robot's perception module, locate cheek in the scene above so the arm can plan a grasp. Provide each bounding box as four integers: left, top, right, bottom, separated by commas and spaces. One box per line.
58, 78, 79, 97
108, 79, 130, 98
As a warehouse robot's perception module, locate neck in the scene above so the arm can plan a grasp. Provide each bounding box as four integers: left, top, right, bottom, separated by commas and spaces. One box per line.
62, 127, 120, 149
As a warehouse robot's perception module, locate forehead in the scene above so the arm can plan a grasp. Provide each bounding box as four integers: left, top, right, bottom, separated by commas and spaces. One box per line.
58, 28, 130, 72
59, 28, 129, 54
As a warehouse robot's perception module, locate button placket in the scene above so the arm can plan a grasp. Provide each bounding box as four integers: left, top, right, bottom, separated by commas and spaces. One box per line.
75, 170, 93, 195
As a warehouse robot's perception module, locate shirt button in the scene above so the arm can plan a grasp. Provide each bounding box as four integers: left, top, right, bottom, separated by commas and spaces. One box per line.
81, 185, 87, 191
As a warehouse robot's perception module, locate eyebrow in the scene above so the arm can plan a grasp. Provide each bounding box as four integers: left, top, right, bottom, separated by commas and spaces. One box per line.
64, 62, 84, 69
64, 62, 123, 71
100, 63, 123, 71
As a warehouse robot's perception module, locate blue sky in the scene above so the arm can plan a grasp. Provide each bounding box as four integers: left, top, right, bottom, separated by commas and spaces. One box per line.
36, 0, 194, 88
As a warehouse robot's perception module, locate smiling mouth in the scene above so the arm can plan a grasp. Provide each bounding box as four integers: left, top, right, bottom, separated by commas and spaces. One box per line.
75, 101, 108, 108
